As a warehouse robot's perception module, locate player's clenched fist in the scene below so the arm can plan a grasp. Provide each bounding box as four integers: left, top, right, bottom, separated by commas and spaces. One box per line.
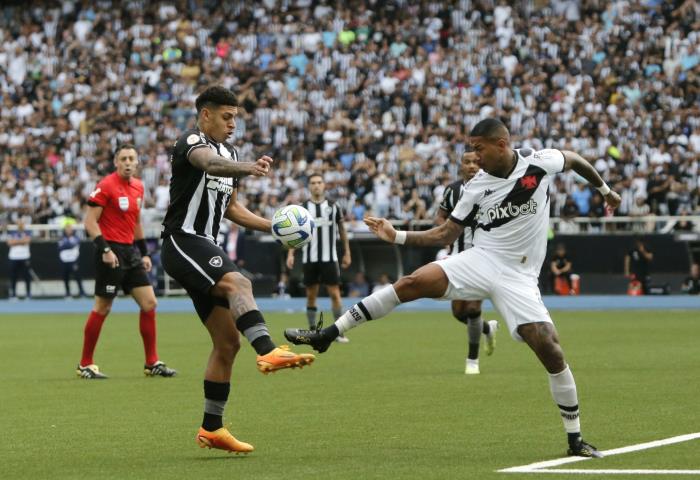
254, 155, 272, 176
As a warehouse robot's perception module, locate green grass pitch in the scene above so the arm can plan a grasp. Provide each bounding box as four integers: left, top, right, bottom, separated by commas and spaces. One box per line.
1, 309, 698, 479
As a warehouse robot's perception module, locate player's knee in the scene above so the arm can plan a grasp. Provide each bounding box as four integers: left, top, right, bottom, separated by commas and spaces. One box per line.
396, 274, 420, 294
214, 334, 240, 361
141, 297, 157, 312
93, 300, 112, 316
328, 288, 341, 302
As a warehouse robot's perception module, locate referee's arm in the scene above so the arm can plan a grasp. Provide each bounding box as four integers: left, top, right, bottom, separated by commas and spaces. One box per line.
224, 189, 272, 233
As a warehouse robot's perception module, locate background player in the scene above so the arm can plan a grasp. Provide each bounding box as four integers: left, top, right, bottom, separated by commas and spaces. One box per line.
286, 118, 621, 458
160, 86, 314, 454
436, 150, 498, 374
7, 218, 32, 300
286, 173, 351, 342
78, 144, 176, 379
58, 220, 86, 298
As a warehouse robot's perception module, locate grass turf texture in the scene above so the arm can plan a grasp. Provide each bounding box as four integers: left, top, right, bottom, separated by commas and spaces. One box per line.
1, 310, 698, 480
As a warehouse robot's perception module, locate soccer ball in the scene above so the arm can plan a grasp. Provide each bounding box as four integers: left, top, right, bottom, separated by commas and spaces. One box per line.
271, 205, 314, 249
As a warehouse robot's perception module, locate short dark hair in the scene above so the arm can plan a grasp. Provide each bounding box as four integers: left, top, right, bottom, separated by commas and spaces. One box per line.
308, 173, 324, 183
469, 118, 509, 139
114, 143, 137, 157
195, 86, 237, 113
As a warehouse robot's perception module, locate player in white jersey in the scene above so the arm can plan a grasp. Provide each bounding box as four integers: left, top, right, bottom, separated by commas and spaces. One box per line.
286, 118, 621, 458
436, 150, 498, 375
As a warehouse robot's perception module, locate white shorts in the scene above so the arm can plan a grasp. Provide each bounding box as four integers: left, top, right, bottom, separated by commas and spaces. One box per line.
434, 247, 552, 341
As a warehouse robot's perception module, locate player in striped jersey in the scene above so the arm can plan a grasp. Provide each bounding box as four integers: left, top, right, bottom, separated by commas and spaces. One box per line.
436, 149, 498, 375
287, 173, 351, 342
160, 86, 314, 454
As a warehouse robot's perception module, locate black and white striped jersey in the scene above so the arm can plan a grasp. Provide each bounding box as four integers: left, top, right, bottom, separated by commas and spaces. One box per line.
162, 129, 238, 243
439, 179, 474, 254
301, 199, 343, 264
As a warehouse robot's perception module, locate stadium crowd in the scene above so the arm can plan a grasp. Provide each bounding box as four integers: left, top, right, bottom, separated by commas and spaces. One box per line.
1, 0, 699, 230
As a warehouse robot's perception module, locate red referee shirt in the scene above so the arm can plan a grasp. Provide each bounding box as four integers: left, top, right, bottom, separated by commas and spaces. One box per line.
88, 172, 144, 244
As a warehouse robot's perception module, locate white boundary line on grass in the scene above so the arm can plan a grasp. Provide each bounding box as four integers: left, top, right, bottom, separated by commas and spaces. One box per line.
498, 432, 700, 475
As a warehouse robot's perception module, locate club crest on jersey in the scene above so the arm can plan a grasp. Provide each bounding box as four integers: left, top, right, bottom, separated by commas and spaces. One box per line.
485, 199, 538, 222
520, 175, 538, 189
209, 256, 223, 267
118, 196, 129, 211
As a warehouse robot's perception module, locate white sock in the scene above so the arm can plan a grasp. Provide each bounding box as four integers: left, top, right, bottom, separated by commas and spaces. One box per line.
548, 365, 581, 434
335, 286, 401, 334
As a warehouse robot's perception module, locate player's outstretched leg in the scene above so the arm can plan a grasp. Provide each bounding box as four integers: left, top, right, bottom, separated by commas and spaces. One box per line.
518, 322, 603, 458
329, 285, 350, 344
213, 272, 315, 373
285, 264, 449, 352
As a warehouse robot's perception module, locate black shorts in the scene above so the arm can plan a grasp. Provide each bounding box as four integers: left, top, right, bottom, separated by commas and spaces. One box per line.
94, 242, 150, 298
303, 261, 340, 286
161, 233, 235, 322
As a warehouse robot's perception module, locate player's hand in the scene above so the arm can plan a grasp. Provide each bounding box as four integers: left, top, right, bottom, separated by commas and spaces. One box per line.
253, 155, 273, 176
604, 191, 621, 210
103, 250, 119, 268
341, 252, 351, 269
286, 252, 294, 270
364, 216, 396, 243
142, 255, 152, 272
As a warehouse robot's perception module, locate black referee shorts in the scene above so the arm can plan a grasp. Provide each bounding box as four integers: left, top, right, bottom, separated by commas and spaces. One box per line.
94, 242, 150, 298
161, 233, 236, 322
303, 261, 341, 286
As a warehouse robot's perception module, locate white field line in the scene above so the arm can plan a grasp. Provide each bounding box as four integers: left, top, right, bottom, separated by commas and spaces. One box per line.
498, 432, 700, 474
529, 469, 700, 475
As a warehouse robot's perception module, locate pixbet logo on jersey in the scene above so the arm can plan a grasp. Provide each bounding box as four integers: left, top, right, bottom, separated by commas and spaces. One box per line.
484, 198, 538, 222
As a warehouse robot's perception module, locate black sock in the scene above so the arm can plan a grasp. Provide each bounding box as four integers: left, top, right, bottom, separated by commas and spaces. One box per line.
202, 412, 223, 431
322, 324, 340, 340
568, 432, 582, 447
202, 380, 230, 431
236, 310, 276, 355
482, 321, 490, 335
251, 336, 276, 355
468, 343, 480, 360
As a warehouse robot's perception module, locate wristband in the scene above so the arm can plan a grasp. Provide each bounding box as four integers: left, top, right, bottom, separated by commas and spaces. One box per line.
93, 235, 110, 253
135, 238, 149, 256
596, 183, 611, 196
394, 230, 407, 245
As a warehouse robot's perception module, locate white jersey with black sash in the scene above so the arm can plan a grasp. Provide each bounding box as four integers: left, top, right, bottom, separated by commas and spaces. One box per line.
449, 148, 565, 276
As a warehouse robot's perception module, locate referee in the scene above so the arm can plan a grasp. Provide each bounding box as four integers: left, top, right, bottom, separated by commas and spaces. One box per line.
77, 144, 176, 379
287, 173, 351, 342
